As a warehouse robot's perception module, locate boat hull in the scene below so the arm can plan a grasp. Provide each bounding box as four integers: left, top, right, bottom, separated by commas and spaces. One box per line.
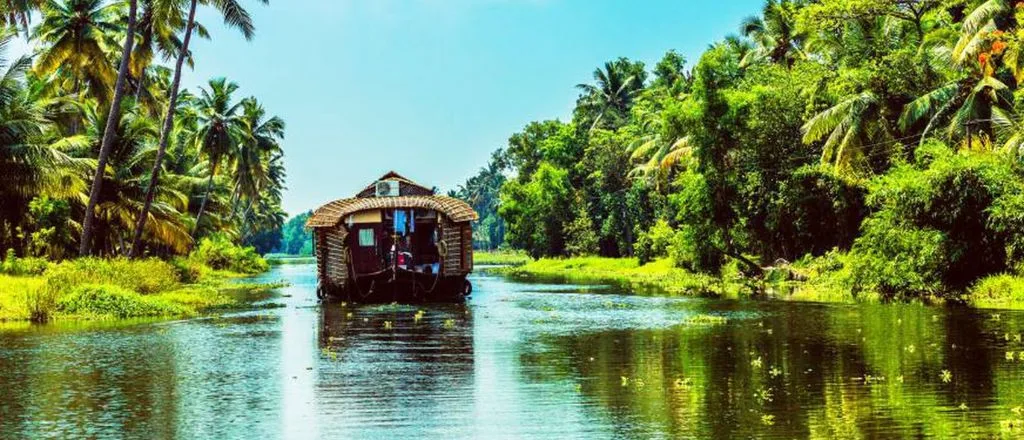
318, 269, 470, 303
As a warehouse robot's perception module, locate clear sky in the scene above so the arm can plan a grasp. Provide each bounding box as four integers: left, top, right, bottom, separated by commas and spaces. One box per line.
25, 0, 767, 216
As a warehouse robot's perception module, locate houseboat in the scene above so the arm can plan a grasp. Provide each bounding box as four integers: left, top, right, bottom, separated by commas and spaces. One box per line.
306, 172, 478, 302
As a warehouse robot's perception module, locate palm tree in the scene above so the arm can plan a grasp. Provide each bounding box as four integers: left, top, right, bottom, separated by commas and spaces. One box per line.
0, 29, 86, 251
190, 77, 243, 237
901, 75, 1013, 149
802, 92, 893, 174
739, 0, 805, 67
129, 0, 267, 257
576, 59, 644, 129
2, 0, 44, 34
231, 96, 283, 219
71, 104, 192, 255
32, 0, 121, 106
79, 0, 138, 256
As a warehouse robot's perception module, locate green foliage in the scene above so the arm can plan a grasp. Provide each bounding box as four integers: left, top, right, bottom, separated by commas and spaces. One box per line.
758, 167, 867, 260
45, 258, 181, 294
190, 234, 270, 274
635, 220, 675, 265
278, 211, 313, 255
0, 249, 49, 276
499, 163, 573, 258
564, 204, 600, 257
56, 284, 190, 320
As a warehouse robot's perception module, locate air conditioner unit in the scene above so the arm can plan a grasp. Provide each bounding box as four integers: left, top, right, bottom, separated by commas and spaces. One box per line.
375, 180, 400, 197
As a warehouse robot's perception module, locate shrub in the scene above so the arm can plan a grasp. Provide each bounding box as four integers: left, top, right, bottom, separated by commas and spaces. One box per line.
0, 249, 49, 276
635, 220, 675, 265
56, 284, 189, 319
169, 257, 204, 284
190, 234, 269, 274
844, 215, 947, 299
44, 258, 180, 295
844, 144, 1024, 297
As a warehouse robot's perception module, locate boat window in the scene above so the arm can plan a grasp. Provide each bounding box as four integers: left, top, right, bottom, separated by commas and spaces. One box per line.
358, 228, 375, 247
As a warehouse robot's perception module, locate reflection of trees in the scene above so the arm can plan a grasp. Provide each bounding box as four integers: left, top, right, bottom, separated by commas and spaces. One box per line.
514, 303, 1015, 438
0, 323, 181, 438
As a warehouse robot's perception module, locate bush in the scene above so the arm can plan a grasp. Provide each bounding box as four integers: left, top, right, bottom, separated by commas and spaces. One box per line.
1, 249, 49, 276
844, 215, 947, 299
635, 220, 675, 265
843, 144, 1024, 297
56, 284, 189, 319
45, 258, 180, 295
169, 257, 204, 284
190, 234, 269, 274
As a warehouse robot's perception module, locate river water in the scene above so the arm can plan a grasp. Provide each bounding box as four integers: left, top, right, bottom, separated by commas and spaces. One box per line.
1, 264, 1023, 439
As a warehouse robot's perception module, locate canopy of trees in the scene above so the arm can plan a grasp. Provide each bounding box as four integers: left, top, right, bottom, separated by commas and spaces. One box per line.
0, 0, 284, 259
456, 0, 1024, 298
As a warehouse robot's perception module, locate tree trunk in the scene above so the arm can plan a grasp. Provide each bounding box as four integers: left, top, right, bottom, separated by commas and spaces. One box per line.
79, 0, 139, 257
192, 161, 217, 238
128, 0, 198, 258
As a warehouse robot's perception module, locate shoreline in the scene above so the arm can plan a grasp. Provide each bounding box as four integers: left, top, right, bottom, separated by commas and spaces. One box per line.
488, 256, 1024, 311
1, 253, 288, 324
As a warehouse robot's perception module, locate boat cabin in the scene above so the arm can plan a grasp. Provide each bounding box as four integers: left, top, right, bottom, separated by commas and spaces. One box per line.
306, 172, 478, 302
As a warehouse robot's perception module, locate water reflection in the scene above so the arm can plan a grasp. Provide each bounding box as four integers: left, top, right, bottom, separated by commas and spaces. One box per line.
0, 265, 1022, 439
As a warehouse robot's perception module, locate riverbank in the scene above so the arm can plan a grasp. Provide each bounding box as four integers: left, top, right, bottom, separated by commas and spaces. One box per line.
0, 239, 286, 323
474, 250, 531, 266
494, 256, 1024, 310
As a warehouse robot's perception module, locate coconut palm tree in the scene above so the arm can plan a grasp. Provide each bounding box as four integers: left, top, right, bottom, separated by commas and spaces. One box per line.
2, 0, 44, 34
231, 96, 283, 219
79, 0, 138, 256
576, 59, 645, 129
190, 76, 243, 237
32, 0, 121, 105
739, 0, 805, 67
129, 0, 267, 257
0, 29, 86, 251
802, 91, 894, 174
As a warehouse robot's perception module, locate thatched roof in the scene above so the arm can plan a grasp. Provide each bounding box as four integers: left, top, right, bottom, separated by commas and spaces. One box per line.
307, 195, 479, 228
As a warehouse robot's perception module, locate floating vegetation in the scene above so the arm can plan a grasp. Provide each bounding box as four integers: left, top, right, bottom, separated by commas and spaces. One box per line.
621, 376, 629, 387
959, 402, 969, 411
905, 344, 915, 354
751, 357, 763, 368
896, 375, 905, 384
761, 414, 775, 426
769, 367, 782, 378
941, 370, 953, 383
685, 314, 728, 326
414, 310, 424, 322
383, 320, 392, 329
442, 319, 456, 329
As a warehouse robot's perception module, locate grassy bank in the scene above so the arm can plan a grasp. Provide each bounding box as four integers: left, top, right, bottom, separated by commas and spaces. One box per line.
498, 255, 1024, 310
496, 257, 746, 297
0, 238, 284, 323
266, 254, 316, 265
474, 250, 532, 266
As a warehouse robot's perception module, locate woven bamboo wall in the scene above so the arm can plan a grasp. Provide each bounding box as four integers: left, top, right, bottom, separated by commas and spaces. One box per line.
462, 223, 473, 271
320, 225, 349, 286
442, 217, 463, 276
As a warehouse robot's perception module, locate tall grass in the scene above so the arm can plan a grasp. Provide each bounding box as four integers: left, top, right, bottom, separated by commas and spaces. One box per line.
0, 240, 280, 323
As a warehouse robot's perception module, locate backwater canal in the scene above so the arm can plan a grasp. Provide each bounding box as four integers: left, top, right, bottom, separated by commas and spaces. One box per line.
2, 264, 1024, 439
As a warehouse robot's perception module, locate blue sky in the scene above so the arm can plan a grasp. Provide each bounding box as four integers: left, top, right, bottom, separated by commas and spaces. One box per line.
22, 0, 766, 215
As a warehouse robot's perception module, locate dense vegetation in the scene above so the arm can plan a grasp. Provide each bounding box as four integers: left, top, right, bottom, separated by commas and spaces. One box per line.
458, 0, 1024, 304
0, 238, 279, 322
0, 0, 285, 260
